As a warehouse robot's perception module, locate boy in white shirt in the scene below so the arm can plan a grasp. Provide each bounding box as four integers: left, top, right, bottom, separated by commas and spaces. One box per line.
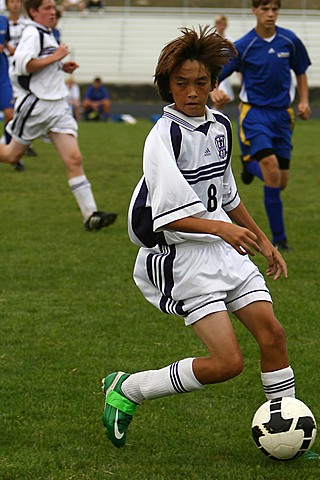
102, 26, 296, 448
0, 0, 116, 230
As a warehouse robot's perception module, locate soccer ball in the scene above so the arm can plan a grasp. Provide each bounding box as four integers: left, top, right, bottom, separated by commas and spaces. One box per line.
252, 397, 317, 460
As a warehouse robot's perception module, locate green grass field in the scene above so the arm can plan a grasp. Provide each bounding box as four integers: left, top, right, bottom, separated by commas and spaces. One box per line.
0, 118, 319, 479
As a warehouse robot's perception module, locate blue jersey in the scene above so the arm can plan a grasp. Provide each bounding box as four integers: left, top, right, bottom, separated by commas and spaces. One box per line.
0, 15, 10, 80
219, 26, 311, 108
0, 15, 14, 110
84, 84, 110, 101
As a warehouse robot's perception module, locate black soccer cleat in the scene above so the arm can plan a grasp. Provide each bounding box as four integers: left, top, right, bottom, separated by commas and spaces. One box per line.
273, 239, 291, 252
85, 211, 117, 231
12, 160, 26, 171
240, 156, 254, 185
24, 146, 38, 157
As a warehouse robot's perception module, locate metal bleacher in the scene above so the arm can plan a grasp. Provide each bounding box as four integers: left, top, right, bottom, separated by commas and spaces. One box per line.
59, 7, 320, 87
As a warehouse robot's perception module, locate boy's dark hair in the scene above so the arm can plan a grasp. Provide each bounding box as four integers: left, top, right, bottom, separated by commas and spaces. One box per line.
252, 0, 281, 7
24, 0, 44, 18
154, 26, 237, 103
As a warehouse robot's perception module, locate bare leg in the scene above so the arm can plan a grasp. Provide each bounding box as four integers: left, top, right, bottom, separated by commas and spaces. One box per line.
49, 132, 84, 178
0, 140, 28, 164
234, 301, 288, 372
191, 311, 243, 384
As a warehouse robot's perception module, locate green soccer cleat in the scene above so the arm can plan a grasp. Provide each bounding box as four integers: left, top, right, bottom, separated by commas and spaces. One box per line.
102, 372, 138, 448
299, 450, 319, 460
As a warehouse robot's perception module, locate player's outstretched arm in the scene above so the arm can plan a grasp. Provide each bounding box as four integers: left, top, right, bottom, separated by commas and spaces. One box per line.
296, 73, 311, 120
26, 44, 70, 74
227, 201, 288, 280
166, 216, 261, 257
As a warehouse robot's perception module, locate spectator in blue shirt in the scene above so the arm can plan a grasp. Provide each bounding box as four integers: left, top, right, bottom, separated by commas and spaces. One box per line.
82, 77, 111, 121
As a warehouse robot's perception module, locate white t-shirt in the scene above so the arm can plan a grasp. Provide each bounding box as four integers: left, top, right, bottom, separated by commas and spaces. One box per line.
13, 21, 68, 100
7, 14, 29, 49
128, 104, 240, 248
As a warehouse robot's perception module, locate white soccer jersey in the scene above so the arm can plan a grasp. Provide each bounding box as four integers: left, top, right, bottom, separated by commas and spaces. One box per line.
128, 104, 240, 248
7, 15, 29, 96
129, 104, 271, 324
8, 15, 28, 49
12, 21, 68, 100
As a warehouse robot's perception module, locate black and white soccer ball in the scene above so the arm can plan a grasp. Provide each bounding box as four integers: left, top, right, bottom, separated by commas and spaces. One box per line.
252, 397, 317, 460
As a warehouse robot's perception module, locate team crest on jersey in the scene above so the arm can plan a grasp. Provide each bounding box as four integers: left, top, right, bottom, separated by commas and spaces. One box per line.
215, 135, 227, 159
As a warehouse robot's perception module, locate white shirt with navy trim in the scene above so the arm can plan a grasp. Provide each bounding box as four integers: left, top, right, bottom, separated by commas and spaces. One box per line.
128, 104, 240, 248
13, 21, 68, 100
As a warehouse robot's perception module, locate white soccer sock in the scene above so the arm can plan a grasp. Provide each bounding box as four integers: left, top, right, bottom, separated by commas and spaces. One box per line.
122, 358, 204, 404
261, 366, 295, 400
68, 175, 97, 221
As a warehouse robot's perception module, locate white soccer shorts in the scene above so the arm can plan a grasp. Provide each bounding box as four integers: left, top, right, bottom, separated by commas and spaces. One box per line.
7, 94, 78, 145
133, 240, 272, 326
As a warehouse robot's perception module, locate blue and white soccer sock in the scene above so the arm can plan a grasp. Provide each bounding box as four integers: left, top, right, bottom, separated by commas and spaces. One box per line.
68, 175, 97, 221
261, 366, 295, 400
121, 358, 204, 404
263, 185, 286, 243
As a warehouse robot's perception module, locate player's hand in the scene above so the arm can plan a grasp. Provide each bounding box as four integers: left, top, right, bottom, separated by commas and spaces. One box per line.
54, 43, 70, 61
258, 238, 288, 280
210, 89, 230, 110
6, 43, 15, 55
297, 102, 311, 120
216, 222, 261, 256
62, 61, 79, 73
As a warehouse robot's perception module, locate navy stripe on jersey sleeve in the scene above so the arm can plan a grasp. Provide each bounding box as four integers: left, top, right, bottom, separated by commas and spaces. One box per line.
170, 122, 182, 160
131, 179, 166, 248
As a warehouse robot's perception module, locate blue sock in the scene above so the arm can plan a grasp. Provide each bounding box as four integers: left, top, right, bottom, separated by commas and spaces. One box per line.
263, 186, 286, 243
246, 160, 263, 180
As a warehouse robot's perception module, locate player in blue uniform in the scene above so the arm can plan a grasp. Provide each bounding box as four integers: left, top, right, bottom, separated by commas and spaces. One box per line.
101, 26, 297, 450
212, 0, 311, 252
0, 15, 15, 147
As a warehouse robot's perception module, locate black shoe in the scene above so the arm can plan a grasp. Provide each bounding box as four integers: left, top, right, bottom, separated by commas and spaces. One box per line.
12, 160, 26, 171
85, 211, 117, 231
24, 146, 37, 157
273, 239, 291, 252
240, 157, 254, 185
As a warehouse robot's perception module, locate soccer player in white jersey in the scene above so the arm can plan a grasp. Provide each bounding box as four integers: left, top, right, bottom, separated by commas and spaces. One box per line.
0, 0, 117, 231
6, 0, 28, 56
101, 26, 297, 449
6, 0, 38, 166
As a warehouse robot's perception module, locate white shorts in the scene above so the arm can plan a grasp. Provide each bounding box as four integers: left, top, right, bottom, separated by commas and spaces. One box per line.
133, 240, 272, 326
7, 93, 78, 145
